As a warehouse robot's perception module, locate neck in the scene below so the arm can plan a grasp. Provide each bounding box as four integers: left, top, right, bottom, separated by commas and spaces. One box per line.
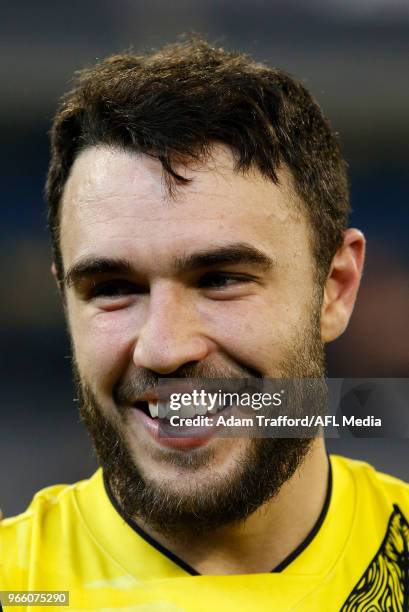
135, 438, 329, 575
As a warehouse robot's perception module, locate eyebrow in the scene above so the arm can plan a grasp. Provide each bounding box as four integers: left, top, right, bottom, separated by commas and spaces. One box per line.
173, 243, 274, 272
65, 257, 132, 288
64, 243, 274, 288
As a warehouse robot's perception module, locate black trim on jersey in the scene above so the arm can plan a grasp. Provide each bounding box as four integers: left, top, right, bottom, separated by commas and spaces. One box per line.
103, 456, 332, 576
273, 456, 332, 572
103, 473, 200, 575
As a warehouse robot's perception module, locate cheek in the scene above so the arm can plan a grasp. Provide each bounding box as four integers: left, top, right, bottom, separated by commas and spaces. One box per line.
200, 270, 315, 373
198, 298, 299, 373
69, 306, 139, 395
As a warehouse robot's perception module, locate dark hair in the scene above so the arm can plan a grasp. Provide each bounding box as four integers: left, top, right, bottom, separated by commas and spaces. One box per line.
46, 36, 349, 284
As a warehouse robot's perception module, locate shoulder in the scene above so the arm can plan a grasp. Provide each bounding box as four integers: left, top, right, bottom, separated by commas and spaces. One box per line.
0, 479, 80, 542
0, 474, 96, 588
2, 478, 84, 521
1, 472, 98, 530
330, 453, 409, 512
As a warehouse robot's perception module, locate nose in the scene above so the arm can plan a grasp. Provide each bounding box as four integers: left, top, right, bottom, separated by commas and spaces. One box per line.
132, 282, 213, 374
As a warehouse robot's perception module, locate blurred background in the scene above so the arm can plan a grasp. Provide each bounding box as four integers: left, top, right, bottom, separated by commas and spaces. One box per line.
1, 0, 408, 516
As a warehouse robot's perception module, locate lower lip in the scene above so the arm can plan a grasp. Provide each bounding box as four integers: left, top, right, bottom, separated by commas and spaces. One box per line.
129, 407, 216, 450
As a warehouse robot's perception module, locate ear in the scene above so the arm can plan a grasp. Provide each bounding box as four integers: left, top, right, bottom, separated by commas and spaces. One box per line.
321, 228, 366, 343
51, 262, 65, 300
51, 262, 58, 278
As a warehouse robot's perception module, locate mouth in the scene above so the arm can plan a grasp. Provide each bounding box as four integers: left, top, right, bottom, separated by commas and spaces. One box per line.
133, 399, 228, 420
129, 398, 231, 450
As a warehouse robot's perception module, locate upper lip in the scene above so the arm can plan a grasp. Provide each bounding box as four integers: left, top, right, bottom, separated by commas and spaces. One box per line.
133, 391, 163, 404
133, 384, 197, 404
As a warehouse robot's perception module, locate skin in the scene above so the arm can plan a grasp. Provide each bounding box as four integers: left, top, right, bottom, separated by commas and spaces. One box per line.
56, 143, 365, 574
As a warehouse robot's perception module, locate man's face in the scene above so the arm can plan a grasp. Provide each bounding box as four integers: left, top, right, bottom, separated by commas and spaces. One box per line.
60, 144, 325, 532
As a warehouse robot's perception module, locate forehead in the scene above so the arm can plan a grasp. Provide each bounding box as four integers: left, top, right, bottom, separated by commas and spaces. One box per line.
60, 144, 311, 271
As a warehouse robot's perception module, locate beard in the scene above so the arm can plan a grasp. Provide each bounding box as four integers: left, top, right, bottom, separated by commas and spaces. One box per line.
76, 304, 326, 538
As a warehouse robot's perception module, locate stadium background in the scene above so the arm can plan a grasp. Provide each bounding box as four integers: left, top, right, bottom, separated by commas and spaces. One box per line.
1, 0, 408, 516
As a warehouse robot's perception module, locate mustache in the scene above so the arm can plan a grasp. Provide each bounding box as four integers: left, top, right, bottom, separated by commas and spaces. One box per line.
113, 361, 263, 406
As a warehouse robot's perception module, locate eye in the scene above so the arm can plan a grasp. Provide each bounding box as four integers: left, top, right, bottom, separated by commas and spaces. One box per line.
198, 272, 254, 290
89, 279, 139, 299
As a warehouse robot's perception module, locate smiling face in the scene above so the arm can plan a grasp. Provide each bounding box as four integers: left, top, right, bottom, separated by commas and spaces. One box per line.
59, 143, 326, 532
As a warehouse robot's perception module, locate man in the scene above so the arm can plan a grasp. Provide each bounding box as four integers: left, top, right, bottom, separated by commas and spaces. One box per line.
1, 37, 408, 611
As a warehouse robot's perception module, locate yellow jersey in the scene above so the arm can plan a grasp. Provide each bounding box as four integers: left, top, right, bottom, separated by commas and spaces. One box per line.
1, 454, 409, 611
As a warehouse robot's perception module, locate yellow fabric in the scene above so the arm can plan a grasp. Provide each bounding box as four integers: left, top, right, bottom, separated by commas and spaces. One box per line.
1, 454, 409, 611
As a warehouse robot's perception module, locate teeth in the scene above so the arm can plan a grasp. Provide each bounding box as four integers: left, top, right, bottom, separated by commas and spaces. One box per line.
148, 401, 158, 418
146, 399, 227, 419
178, 402, 196, 418
158, 400, 169, 419
195, 402, 208, 416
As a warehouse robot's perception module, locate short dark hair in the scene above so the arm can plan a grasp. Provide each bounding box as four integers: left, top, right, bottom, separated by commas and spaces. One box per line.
46, 36, 349, 284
